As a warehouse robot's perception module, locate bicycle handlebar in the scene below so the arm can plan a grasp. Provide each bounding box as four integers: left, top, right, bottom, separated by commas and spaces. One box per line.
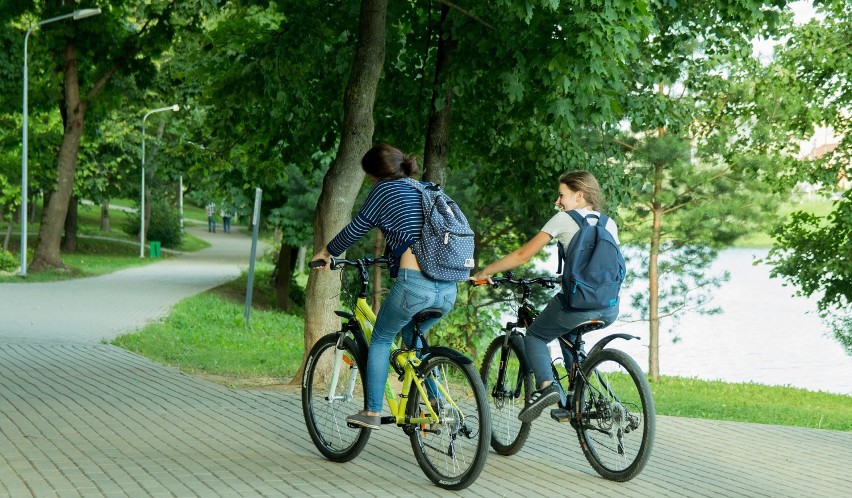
309, 256, 389, 271
469, 272, 559, 289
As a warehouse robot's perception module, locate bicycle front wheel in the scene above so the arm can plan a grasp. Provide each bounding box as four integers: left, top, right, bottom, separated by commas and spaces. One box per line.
480, 336, 532, 455
407, 354, 491, 490
573, 348, 655, 481
302, 333, 370, 462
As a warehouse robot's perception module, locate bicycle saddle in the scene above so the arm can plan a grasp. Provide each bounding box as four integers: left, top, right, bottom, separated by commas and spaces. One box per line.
413, 308, 444, 325
570, 320, 608, 336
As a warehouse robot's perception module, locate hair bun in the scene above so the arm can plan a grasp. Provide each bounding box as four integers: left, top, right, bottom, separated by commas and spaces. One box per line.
402, 154, 419, 177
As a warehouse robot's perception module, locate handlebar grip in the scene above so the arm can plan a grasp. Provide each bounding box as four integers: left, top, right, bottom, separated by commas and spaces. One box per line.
308, 260, 327, 268
469, 279, 490, 286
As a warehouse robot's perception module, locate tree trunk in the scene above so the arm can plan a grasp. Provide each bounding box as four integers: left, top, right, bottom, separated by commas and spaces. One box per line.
275, 243, 295, 312
143, 122, 167, 244
295, 245, 306, 274
3, 215, 12, 251
28, 194, 36, 223
31, 42, 88, 271
648, 160, 664, 382
100, 201, 110, 232
63, 196, 78, 253
422, 3, 455, 186
295, 0, 388, 385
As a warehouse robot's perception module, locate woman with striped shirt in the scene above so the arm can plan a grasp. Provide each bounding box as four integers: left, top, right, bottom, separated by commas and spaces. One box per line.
310, 144, 458, 430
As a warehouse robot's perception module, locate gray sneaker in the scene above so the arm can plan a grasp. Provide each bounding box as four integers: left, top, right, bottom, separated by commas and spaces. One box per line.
518, 384, 561, 423
346, 412, 381, 429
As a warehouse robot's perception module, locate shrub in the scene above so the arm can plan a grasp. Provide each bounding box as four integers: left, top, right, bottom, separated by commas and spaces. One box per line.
0, 248, 17, 272
123, 197, 183, 249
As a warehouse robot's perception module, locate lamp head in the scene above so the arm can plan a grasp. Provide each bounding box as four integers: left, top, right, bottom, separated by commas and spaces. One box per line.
172, 104, 180, 112
73, 8, 101, 20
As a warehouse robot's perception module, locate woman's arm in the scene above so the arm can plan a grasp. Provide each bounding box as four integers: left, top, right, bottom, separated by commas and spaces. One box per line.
471, 231, 552, 281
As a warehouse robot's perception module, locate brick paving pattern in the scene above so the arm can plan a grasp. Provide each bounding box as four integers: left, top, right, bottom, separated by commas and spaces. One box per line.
2, 225, 850, 497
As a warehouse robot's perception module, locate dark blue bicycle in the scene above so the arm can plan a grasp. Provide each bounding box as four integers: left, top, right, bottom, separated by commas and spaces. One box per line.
473, 273, 655, 481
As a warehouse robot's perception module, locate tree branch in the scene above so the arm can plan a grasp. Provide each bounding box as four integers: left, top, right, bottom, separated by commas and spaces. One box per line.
435, 0, 495, 30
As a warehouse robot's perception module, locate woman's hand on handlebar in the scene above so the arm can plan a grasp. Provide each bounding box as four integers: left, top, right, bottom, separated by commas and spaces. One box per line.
309, 248, 332, 270
469, 270, 494, 286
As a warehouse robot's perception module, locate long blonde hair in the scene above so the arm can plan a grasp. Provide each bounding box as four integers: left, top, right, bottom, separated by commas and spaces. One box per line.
559, 171, 603, 211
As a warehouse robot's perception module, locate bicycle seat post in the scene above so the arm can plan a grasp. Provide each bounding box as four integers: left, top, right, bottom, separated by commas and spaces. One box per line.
410, 308, 443, 349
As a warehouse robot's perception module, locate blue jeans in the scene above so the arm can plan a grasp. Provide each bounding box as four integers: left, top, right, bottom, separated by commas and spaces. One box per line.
524, 294, 619, 388
222, 216, 231, 233
365, 269, 457, 413
207, 216, 216, 232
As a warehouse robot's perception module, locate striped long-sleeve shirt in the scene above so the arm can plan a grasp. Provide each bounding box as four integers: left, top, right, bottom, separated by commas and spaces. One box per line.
326, 178, 424, 277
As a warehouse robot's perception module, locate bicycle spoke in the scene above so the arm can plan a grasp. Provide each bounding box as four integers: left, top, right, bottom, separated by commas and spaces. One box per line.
302, 335, 370, 462
480, 338, 532, 455
408, 355, 490, 490
575, 348, 654, 481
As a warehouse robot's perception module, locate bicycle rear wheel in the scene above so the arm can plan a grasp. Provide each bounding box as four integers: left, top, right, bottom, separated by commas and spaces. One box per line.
407, 354, 490, 490
480, 336, 532, 455
302, 333, 370, 462
573, 348, 655, 481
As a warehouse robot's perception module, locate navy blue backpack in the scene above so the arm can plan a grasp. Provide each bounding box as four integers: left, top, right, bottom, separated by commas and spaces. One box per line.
556, 210, 626, 310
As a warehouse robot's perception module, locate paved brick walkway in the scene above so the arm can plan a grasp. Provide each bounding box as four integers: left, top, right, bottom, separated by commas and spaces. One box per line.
1, 226, 850, 497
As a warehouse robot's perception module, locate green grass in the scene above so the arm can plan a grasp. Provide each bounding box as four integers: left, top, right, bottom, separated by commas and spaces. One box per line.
1, 199, 210, 282
1, 237, 160, 282
182, 203, 208, 223
9, 197, 848, 431
112, 265, 305, 385
735, 196, 834, 248
111, 270, 852, 432
650, 376, 851, 431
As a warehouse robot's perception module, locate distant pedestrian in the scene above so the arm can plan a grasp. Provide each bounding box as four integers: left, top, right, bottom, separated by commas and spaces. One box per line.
206, 202, 217, 233
221, 209, 231, 234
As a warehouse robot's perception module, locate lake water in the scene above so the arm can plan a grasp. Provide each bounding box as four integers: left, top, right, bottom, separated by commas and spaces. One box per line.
536, 247, 852, 397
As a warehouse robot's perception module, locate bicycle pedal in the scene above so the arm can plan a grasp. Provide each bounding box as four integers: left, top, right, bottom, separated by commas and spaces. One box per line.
550, 408, 572, 423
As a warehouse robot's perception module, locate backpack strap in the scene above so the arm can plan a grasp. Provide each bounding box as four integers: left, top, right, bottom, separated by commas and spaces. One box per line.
403, 176, 441, 192
565, 209, 586, 227
403, 176, 424, 192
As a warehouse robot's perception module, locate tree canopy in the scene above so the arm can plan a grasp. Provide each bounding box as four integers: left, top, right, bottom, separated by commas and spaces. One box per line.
0, 0, 847, 358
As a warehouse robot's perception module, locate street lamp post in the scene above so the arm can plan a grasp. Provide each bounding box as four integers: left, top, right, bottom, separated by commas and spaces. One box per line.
20, 7, 101, 277
179, 175, 184, 231
140, 105, 180, 258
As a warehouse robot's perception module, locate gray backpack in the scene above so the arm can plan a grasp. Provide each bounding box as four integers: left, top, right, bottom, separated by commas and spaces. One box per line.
406, 178, 475, 281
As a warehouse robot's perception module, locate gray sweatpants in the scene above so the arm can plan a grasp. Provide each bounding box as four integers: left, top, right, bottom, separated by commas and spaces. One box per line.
524, 293, 619, 388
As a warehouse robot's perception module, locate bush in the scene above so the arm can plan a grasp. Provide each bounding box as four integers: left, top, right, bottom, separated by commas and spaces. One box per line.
0, 248, 17, 272
123, 197, 183, 249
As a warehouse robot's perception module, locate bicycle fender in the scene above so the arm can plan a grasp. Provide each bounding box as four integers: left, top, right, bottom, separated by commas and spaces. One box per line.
588, 333, 640, 357
419, 346, 473, 365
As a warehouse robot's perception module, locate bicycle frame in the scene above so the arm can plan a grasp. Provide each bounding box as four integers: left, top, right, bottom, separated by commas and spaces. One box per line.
323, 259, 455, 428
475, 273, 639, 408
553, 323, 641, 410
473, 272, 652, 480
305, 256, 491, 489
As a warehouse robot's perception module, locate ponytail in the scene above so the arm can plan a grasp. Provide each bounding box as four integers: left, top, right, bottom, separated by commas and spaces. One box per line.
362, 144, 420, 179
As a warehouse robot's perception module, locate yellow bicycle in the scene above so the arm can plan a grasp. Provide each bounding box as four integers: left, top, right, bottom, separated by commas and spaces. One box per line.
301, 256, 490, 490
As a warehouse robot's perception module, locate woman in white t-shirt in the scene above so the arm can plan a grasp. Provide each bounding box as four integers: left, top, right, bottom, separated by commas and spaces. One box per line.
470, 171, 620, 423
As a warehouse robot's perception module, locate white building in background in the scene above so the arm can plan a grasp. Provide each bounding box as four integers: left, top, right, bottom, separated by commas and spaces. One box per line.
795, 125, 849, 197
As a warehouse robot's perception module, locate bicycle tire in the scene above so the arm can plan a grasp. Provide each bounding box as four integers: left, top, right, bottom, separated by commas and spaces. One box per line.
573, 348, 655, 481
479, 336, 533, 455
407, 354, 491, 490
302, 333, 370, 462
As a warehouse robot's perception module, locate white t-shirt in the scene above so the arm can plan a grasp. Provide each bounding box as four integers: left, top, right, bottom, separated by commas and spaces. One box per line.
540, 209, 620, 247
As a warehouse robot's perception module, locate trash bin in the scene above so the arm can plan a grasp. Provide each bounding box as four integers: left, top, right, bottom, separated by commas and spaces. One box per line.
149, 241, 161, 258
